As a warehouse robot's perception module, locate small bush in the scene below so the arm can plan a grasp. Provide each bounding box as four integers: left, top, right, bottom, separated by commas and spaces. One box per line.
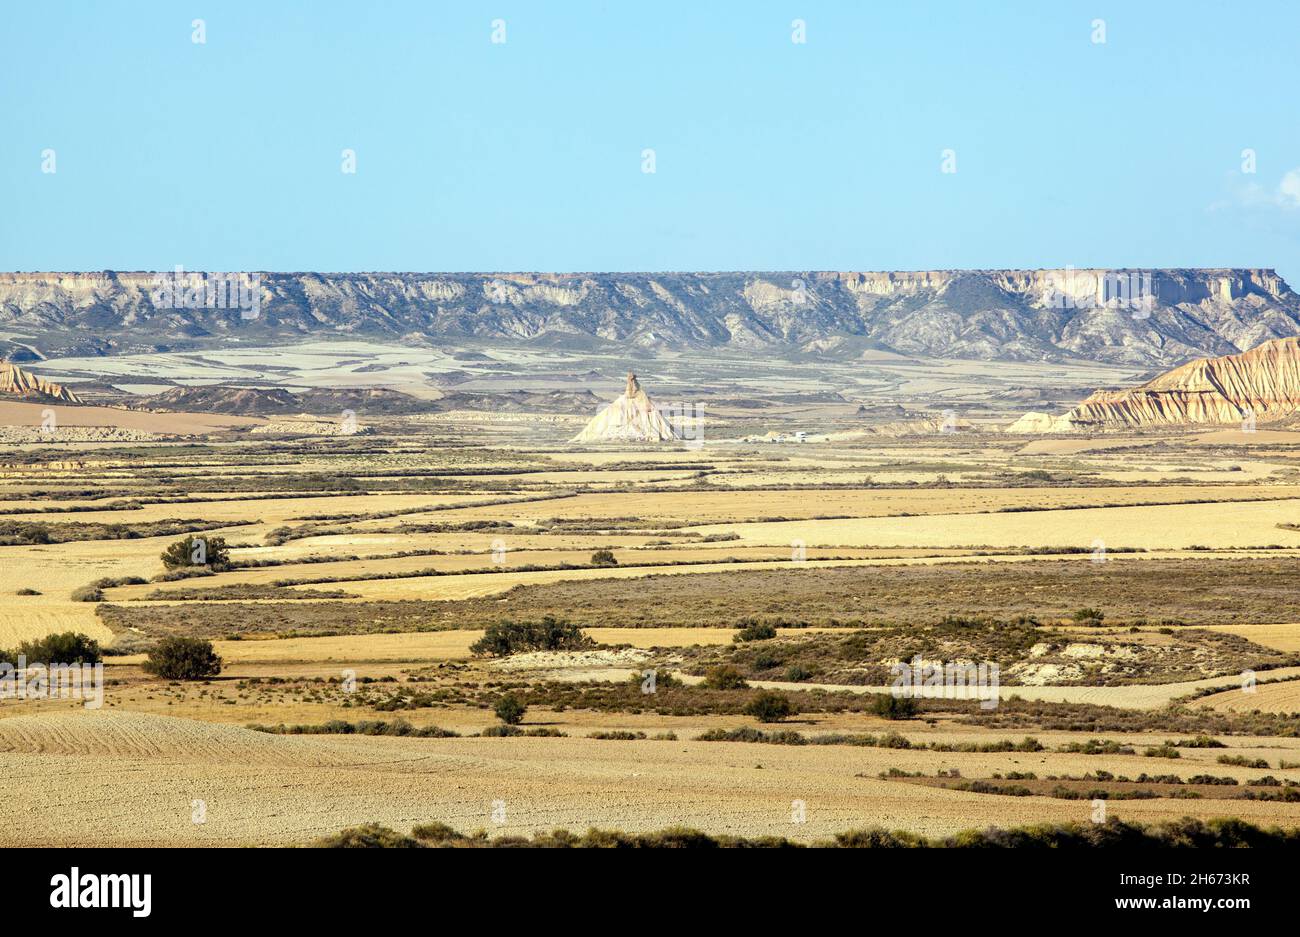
161, 534, 231, 571
142, 636, 222, 680
627, 668, 679, 690
735, 621, 777, 642
0, 631, 102, 666
14, 588, 41, 596
590, 549, 618, 567
745, 691, 795, 723
703, 665, 748, 690
313, 824, 422, 848
70, 585, 104, 603
1218, 754, 1270, 769
470, 617, 594, 657
872, 694, 919, 720
494, 693, 526, 725
784, 664, 813, 682
1071, 607, 1104, 623
1174, 735, 1226, 749
1143, 743, 1181, 759
411, 822, 466, 844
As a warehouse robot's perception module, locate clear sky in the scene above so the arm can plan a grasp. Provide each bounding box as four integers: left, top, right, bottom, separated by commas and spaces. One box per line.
2, 1, 1297, 282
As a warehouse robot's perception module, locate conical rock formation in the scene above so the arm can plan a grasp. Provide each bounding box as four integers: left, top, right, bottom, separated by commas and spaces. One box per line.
1007, 336, 1300, 432
0, 363, 82, 404
572, 372, 682, 443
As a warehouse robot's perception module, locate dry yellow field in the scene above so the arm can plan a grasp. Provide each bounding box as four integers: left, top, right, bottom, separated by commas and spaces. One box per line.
0, 400, 262, 432
1201, 623, 1300, 652
1, 711, 1296, 846
697, 497, 1300, 551
0, 492, 506, 526
3, 424, 1300, 847
1196, 678, 1300, 714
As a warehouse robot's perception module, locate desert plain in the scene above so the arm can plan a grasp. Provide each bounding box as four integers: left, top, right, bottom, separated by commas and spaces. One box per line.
1, 346, 1299, 846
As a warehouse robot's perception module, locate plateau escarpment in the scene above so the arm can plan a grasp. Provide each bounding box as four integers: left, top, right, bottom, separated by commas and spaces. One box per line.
0, 269, 1297, 366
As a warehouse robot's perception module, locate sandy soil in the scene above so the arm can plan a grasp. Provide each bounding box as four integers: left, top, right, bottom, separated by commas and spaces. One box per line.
0, 711, 1296, 846
1196, 678, 1300, 714
0, 400, 261, 432
1201, 623, 1300, 652
696, 498, 1300, 551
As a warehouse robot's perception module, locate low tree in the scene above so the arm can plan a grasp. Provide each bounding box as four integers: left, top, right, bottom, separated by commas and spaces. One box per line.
872, 694, 919, 720
734, 620, 777, 642
142, 636, 222, 680
0, 631, 101, 666
161, 534, 231, 571
745, 691, 794, 723
703, 665, 749, 690
470, 617, 594, 658
493, 693, 526, 725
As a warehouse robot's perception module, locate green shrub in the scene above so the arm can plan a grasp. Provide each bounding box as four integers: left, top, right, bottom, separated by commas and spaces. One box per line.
1144, 743, 1181, 759
626, 668, 679, 689
703, 665, 748, 690
311, 817, 1300, 849
411, 822, 466, 844
312, 824, 422, 848
69, 585, 104, 603
247, 719, 457, 738
494, 693, 526, 725
470, 616, 594, 657
872, 694, 919, 720
1174, 735, 1226, 748
0, 631, 102, 666
590, 549, 618, 567
735, 621, 778, 642
745, 691, 795, 723
1218, 754, 1269, 769
784, 664, 813, 682
161, 534, 231, 571
1071, 607, 1104, 623
142, 636, 222, 680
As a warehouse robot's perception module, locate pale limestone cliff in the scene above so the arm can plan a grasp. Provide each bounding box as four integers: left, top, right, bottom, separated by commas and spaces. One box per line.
2, 269, 1296, 366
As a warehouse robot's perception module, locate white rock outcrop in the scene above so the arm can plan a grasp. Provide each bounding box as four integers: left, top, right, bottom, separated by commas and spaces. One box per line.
571, 372, 681, 443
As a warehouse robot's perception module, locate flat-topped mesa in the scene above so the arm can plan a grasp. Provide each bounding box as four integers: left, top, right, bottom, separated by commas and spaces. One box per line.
0, 363, 82, 404
572, 371, 681, 443
837, 268, 1288, 303
1008, 336, 1300, 432
1, 269, 1297, 367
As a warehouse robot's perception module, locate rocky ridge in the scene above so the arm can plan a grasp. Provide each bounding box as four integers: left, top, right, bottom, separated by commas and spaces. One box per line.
0, 363, 82, 404
2, 269, 1297, 366
1008, 336, 1300, 432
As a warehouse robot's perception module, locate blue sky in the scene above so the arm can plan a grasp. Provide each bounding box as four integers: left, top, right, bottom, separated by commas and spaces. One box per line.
2, 1, 1298, 281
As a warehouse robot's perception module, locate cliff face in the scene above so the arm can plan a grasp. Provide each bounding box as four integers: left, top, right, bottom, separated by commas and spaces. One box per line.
0, 269, 1296, 366
1012, 336, 1300, 431
0, 363, 82, 404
